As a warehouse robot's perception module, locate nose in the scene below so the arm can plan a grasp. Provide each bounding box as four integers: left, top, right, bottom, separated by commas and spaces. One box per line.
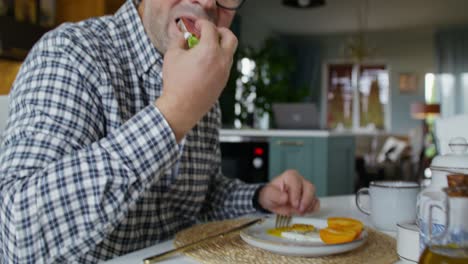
191, 0, 217, 9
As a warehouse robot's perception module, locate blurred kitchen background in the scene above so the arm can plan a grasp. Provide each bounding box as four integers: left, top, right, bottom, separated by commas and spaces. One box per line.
1, 0, 468, 196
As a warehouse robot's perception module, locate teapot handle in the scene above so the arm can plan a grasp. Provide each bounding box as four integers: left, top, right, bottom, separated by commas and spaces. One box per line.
416, 195, 424, 228
428, 202, 448, 243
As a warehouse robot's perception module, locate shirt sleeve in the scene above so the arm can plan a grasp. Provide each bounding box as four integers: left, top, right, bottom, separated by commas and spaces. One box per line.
199, 106, 264, 221
0, 32, 180, 263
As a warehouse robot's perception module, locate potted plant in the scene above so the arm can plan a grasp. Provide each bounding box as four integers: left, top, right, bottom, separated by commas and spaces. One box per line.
235, 37, 309, 129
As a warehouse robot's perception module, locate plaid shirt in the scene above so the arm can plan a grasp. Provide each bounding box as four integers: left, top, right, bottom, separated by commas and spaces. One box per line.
0, 0, 261, 263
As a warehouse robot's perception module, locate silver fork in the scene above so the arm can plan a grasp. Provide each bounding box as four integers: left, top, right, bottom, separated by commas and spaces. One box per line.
275, 214, 292, 228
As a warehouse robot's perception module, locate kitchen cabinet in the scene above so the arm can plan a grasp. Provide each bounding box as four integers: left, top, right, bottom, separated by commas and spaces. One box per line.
269, 135, 355, 197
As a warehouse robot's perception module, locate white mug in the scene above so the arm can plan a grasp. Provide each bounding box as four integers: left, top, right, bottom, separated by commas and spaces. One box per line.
356, 181, 420, 231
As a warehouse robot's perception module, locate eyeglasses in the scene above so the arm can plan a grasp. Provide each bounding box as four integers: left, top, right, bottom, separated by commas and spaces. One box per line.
216, 0, 246, 10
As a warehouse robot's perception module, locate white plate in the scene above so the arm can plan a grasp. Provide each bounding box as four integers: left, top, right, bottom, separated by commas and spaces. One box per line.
240, 217, 368, 257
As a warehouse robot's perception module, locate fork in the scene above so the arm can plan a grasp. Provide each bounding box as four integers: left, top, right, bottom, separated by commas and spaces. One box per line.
275, 214, 292, 228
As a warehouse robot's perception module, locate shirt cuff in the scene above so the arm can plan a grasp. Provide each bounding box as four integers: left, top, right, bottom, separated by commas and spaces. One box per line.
252, 185, 271, 214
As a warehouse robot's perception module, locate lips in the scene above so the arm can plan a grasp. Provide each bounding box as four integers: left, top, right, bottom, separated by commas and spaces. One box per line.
176, 17, 201, 39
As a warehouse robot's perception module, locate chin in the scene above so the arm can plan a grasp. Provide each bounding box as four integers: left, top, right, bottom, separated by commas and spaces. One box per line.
154, 29, 176, 54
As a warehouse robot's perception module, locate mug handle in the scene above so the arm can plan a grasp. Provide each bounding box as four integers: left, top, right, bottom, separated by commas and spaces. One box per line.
355, 188, 371, 215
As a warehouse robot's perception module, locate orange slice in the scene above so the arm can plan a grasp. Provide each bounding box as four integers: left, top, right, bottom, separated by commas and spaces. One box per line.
327, 217, 363, 238
319, 227, 358, 244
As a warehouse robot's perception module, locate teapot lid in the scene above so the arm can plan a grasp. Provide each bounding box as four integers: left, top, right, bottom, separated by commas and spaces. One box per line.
431, 137, 468, 170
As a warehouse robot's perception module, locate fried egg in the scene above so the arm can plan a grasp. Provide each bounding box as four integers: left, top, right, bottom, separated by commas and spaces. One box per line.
267, 224, 322, 242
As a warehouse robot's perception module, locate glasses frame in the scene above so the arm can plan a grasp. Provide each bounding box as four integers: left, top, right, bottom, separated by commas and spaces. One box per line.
216, 0, 246, 10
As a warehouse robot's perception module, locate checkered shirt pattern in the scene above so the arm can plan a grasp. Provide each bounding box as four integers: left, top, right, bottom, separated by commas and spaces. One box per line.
0, 0, 261, 263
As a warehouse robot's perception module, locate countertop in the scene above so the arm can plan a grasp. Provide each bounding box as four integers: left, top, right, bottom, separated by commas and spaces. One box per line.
219, 129, 395, 141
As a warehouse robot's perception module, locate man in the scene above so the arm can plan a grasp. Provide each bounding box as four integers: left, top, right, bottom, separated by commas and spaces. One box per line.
0, 0, 319, 263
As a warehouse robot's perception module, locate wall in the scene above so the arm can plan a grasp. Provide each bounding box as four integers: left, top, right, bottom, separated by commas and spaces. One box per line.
0, 96, 9, 139
0, 61, 18, 139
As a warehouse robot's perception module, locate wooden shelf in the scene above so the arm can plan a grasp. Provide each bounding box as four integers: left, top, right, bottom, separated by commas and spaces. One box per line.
0, 48, 29, 61
0, 60, 22, 95
0, 0, 126, 93
55, 0, 125, 24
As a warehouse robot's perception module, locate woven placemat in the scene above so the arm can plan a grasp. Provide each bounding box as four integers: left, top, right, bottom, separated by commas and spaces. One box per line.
174, 218, 399, 264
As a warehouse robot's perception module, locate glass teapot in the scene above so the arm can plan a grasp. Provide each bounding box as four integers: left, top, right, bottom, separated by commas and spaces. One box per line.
417, 137, 468, 252
418, 186, 468, 263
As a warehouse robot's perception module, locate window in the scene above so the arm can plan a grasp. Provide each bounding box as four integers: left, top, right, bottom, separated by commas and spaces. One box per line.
325, 63, 390, 130
424, 72, 468, 118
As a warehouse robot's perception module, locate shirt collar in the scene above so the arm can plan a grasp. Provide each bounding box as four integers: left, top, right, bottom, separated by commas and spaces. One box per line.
116, 0, 164, 76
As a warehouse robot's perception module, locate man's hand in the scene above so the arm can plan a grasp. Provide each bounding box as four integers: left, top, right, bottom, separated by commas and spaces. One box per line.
258, 170, 320, 215
155, 19, 238, 141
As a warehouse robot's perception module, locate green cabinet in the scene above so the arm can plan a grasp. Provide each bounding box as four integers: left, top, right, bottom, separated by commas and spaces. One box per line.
269, 136, 355, 197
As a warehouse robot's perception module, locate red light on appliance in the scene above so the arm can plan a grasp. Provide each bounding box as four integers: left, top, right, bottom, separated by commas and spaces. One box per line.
254, 147, 264, 156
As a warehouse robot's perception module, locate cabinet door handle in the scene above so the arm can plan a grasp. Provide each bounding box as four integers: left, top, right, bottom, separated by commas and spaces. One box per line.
276, 140, 305, 146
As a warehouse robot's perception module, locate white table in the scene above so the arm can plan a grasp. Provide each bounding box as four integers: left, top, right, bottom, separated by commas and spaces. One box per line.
103, 195, 406, 264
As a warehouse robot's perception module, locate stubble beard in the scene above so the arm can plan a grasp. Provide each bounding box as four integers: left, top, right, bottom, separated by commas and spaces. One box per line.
141, 4, 171, 54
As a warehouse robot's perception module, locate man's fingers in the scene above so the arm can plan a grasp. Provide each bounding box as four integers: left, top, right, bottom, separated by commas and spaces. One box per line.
258, 185, 289, 216
259, 183, 305, 216
217, 27, 238, 54
283, 171, 303, 210
196, 19, 219, 48
299, 182, 316, 213
305, 197, 321, 213
267, 186, 289, 207
312, 198, 320, 212
260, 170, 319, 216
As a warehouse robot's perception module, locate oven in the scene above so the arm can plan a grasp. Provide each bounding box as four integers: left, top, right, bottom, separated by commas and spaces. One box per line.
220, 136, 269, 183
